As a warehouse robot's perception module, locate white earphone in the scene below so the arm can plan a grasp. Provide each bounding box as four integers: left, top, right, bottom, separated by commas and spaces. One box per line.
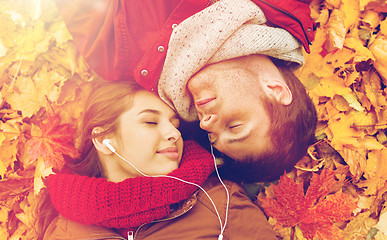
102, 138, 228, 240
102, 139, 116, 153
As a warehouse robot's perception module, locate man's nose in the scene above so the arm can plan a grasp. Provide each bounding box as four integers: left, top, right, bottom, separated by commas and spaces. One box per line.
200, 114, 217, 131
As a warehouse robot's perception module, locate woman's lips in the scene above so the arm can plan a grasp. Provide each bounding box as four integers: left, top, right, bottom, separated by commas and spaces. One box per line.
195, 98, 215, 109
157, 147, 179, 160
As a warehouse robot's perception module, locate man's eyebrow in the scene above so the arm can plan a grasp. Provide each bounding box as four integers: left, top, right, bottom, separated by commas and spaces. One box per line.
226, 130, 252, 144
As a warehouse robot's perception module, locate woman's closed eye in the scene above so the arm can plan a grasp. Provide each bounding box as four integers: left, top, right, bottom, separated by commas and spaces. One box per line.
144, 119, 158, 125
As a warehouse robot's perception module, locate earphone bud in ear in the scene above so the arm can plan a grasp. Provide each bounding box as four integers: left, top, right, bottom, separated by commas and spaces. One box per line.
102, 139, 116, 153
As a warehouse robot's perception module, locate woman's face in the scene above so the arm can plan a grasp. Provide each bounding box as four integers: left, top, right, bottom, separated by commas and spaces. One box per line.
111, 90, 183, 178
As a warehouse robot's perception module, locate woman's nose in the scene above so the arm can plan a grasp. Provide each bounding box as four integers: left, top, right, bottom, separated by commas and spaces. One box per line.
166, 125, 181, 142
199, 114, 217, 131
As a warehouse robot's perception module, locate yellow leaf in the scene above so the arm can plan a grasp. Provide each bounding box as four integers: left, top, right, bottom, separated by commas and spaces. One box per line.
364, 149, 387, 180
47, 21, 73, 45
357, 195, 377, 210
374, 231, 387, 240
337, 145, 367, 180
381, 19, 387, 36
0, 159, 6, 179
362, 71, 387, 113
314, 7, 329, 27
361, 136, 385, 150
0, 139, 18, 173
369, 35, 387, 84
34, 156, 53, 196
341, 0, 360, 30
326, 0, 341, 9
376, 108, 387, 128
332, 94, 351, 112
360, 0, 373, 10
0, 39, 6, 58
294, 225, 308, 240
324, 47, 356, 69
324, 100, 342, 120
344, 37, 375, 61
0, 227, 9, 240
375, 211, 387, 235
310, 76, 352, 100
5, 76, 43, 118
342, 93, 365, 112
328, 110, 376, 148
377, 131, 387, 145
6, 61, 67, 118
343, 211, 377, 239
0, 132, 5, 146
0, 205, 10, 222
295, 28, 327, 80
326, 9, 347, 51
361, 10, 382, 29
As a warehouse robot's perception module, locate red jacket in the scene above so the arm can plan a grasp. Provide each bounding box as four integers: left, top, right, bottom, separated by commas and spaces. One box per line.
54, 0, 314, 91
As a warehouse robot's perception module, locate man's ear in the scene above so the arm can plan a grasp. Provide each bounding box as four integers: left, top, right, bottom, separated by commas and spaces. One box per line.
262, 79, 292, 105
92, 127, 114, 155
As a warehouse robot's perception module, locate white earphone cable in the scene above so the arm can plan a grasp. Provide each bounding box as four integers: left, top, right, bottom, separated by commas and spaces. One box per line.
209, 143, 230, 239
113, 150, 227, 238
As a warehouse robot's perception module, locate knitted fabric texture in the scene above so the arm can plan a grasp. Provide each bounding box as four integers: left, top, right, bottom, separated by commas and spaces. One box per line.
48, 140, 215, 231
158, 0, 304, 121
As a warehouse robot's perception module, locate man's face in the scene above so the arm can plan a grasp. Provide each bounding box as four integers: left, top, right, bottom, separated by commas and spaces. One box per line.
187, 56, 271, 160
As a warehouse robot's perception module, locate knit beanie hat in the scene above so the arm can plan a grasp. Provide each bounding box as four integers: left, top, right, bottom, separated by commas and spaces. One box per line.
158, 0, 304, 121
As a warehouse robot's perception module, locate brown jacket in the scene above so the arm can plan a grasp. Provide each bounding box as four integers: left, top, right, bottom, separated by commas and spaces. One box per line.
44, 176, 277, 240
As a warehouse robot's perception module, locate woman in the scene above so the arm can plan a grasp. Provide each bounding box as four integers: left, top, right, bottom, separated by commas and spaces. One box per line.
39, 80, 277, 239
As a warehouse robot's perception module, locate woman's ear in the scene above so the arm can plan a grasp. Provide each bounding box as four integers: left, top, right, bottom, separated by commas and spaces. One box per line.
92, 127, 114, 155
262, 79, 292, 105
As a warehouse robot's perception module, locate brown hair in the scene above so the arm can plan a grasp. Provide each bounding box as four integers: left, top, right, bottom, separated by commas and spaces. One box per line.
222, 59, 317, 182
69, 80, 143, 177
35, 79, 144, 239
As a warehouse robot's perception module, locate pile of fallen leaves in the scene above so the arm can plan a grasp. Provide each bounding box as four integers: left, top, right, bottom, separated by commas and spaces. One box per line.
258, 0, 387, 239
0, 0, 386, 239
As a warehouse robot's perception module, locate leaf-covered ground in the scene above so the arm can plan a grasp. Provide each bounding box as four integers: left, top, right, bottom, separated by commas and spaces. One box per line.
0, 0, 386, 239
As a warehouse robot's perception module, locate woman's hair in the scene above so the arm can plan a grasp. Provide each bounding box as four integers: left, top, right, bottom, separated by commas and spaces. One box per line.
35, 79, 144, 239
69, 80, 143, 177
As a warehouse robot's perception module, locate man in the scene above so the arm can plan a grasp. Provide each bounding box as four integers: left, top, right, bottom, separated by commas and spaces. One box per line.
54, 0, 317, 181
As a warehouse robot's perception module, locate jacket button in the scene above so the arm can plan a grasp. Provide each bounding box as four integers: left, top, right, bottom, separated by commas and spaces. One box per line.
172, 23, 178, 29
141, 69, 149, 76
158, 46, 165, 52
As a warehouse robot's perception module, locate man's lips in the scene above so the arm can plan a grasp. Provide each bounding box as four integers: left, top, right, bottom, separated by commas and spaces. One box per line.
195, 98, 215, 109
157, 147, 179, 160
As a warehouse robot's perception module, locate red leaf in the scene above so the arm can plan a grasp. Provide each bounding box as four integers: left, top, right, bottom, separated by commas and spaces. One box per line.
304, 167, 337, 207
260, 174, 306, 227
28, 114, 80, 169
259, 168, 358, 240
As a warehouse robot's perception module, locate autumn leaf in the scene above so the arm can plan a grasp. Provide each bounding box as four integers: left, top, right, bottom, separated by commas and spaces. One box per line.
27, 114, 79, 169
369, 35, 387, 84
259, 168, 358, 240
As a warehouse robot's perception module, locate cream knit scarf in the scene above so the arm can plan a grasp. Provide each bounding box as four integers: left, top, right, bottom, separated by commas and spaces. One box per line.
158, 0, 304, 121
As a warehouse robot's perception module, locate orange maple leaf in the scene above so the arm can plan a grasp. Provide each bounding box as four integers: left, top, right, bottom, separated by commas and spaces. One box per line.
259, 168, 358, 240
28, 114, 80, 169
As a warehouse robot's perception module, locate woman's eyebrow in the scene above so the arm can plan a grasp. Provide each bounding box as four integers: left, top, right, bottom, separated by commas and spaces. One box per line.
138, 109, 160, 115
138, 109, 179, 120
